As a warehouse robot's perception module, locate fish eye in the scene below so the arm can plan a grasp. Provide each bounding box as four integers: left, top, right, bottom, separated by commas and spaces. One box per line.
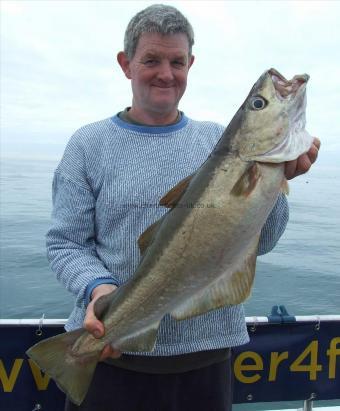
250, 96, 267, 110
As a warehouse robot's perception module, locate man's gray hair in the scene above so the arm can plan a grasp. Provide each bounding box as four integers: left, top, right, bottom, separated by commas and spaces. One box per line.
124, 4, 194, 60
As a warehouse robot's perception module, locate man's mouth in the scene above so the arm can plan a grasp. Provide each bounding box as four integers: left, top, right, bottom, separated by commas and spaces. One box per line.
151, 83, 175, 89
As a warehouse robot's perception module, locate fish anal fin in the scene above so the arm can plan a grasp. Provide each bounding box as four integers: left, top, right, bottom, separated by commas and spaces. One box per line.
159, 174, 193, 208
231, 163, 260, 197
113, 321, 160, 353
137, 217, 164, 255
171, 237, 259, 320
227, 250, 257, 304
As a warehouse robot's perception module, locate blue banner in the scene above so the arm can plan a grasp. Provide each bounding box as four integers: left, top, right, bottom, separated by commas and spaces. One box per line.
232, 321, 340, 404
0, 320, 339, 410
0, 325, 64, 411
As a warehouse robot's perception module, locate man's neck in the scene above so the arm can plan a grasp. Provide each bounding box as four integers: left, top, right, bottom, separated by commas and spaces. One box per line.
127, 106, 180, 126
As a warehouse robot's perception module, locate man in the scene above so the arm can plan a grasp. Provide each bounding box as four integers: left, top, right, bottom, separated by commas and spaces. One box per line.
47, 4, 320, 411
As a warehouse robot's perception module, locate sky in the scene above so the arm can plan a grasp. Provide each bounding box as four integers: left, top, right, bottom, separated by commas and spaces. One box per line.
1, 0, 339, 161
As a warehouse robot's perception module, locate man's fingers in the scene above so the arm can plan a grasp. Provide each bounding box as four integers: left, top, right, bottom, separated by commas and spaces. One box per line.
298, 153, 312, 172
99, 345, 112, 361
99, 345, 122, 361
307, 138, 320, 164
313, 137, 321, 150
285, 137, 321, 180
84, 318, 104, 338
83, 302, 105, 338
285, 159, 297, 180
83, 285, 117, 339
285, 153, 312, 180
83, 285, 119, 350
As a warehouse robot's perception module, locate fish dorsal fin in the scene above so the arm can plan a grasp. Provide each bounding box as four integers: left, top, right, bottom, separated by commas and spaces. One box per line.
231, 163, 261, 197
159, 174, 193, 208
138, 217, 164, 255
171, 236, 259, 320
112, 321, 160, 353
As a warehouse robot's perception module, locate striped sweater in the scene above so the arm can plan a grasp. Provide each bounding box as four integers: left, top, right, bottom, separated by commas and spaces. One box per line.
46, 113, 289, 356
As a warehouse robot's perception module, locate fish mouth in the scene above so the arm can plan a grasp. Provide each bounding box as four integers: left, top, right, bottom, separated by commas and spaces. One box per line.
269, 68, 309, 100
250, 68, 313, 163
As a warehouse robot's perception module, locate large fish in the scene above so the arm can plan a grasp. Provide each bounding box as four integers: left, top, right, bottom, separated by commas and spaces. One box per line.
27, 68, 313, 405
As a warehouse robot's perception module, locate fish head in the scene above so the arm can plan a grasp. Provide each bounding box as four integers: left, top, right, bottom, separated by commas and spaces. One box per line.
234, 68, 313, 163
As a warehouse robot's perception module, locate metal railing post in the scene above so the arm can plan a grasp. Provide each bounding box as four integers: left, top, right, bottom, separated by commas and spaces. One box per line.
302, 393, 316, 411
303, 398, 313, 411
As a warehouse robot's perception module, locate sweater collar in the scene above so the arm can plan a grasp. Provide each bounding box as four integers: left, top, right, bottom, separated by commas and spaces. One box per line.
111, 112, 189, 134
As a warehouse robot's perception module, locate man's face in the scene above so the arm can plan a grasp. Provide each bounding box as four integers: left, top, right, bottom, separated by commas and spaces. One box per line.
121, 32, 194, 117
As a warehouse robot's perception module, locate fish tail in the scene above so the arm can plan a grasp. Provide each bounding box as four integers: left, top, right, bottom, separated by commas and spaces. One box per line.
26, 328, 99, 406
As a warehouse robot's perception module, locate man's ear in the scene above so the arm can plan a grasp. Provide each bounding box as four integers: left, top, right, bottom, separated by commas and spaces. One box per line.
117, 51, 131, 79
188, 55, 195, 69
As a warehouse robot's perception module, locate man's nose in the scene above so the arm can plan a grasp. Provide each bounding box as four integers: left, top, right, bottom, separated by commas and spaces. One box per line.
157, 61, 174, 82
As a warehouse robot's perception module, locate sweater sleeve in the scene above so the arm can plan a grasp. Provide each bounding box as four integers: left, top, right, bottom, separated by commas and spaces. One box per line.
257, 193, 289, 255
46, 133, 118, 309
46, 173, 118, 309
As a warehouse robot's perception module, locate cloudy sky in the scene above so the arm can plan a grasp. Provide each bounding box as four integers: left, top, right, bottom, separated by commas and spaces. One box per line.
1, 0, 339, 160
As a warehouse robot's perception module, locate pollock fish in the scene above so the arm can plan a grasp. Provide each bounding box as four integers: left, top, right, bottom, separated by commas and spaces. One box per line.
26, 68, 313, 405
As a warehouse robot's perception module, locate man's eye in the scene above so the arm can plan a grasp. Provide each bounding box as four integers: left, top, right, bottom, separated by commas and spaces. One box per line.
173, 61, 185, 67
144, 59, 157, 66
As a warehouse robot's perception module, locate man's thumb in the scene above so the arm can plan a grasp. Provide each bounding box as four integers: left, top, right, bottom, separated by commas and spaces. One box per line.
84, 303, 104, 339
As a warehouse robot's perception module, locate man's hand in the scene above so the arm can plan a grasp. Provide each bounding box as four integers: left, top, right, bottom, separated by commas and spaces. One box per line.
285, 137, 320, 180
83, 283, 122, 361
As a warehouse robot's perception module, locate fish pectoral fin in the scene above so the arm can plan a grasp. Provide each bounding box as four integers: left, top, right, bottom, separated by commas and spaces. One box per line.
138, 216, 165, 255
113, 321, 160, 353
171, 237, 259, 320
26, 328, 98, 406
159, 174, 193, 208
138, 174, 193, 254
231, 162, 261, 197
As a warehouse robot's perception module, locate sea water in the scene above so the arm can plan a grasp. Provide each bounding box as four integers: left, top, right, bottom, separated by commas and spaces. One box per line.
0, 154, 339, 410
1, 154, 339, 319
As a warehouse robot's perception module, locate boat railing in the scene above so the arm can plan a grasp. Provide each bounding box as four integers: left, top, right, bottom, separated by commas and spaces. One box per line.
0, 309, 339, 410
